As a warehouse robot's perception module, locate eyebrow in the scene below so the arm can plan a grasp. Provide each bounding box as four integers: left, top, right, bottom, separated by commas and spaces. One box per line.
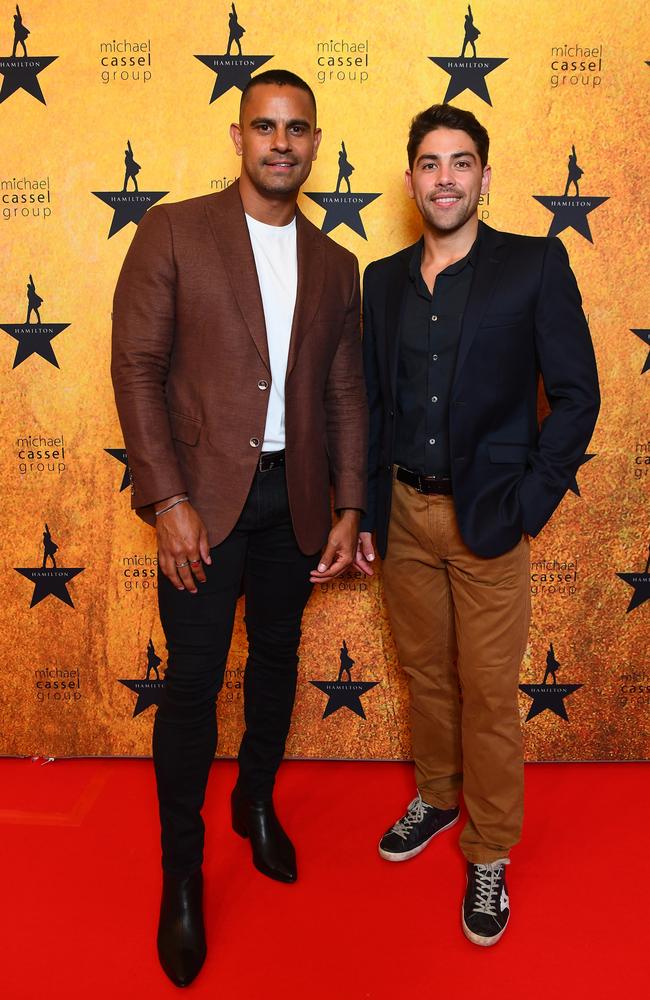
248, 117, 311, 129
416, 150, 477, 165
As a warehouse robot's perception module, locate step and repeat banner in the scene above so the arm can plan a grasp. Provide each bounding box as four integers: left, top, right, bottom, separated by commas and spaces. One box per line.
1, 1, 648, 761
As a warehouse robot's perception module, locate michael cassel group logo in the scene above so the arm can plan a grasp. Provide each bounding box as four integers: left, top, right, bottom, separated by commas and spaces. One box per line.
15, 523, 84, 608
0, 4, 58, 104
92, 140, 168, 238
194, 3, 272, 103
428, 2, 507, 106
310, 639, 378, 719
1, 272, 70, 368
305, 141, 381, 240
533, 144, 608, 243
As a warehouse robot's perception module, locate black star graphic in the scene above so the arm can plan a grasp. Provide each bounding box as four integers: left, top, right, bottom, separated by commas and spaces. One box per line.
568, 453, 596, 497
533, 195, 609, 242
518, 682, 582, 721
616, 572, 650, 613
304, 192, 381, 240
15, 566, 84, 608
0, 55, 57, 104
310, 679, 379, 719
104, 449, 130, 492
194, 54, 273, 102
630, 329, 650, 374
428, 57, 507, 105
92, 191, 169, 238
1, 323, 70, 369
118, 678, 165, 717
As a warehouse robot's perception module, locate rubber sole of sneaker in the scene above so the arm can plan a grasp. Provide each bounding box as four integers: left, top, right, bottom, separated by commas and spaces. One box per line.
461, 908, 509, 947
377, 812, 460, 862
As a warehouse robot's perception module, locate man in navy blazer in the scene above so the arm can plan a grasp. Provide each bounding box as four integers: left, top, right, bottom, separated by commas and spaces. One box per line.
355, 104, 599, 947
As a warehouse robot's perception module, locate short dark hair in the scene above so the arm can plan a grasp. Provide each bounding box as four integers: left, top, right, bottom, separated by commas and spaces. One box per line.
407, 104, 489, 169
240, 70, 317, 120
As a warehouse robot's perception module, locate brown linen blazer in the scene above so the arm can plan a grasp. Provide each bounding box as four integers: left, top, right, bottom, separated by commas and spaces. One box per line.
111, 181, 368, 555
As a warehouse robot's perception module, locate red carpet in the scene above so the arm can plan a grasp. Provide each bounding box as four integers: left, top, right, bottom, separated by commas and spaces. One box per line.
1, 757, 646, 999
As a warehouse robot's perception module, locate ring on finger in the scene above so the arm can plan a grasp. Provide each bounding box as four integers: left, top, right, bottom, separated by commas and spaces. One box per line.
175, 560, 190, 568
189, 559, 201, 566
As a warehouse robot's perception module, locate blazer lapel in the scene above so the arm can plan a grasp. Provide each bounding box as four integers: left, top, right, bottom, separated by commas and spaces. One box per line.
452, 223, 507, 389
286, 208, 325, 376
385, 246, 416, 405
204, 181, 270, 372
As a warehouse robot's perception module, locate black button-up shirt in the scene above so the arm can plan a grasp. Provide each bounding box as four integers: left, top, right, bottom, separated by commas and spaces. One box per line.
394, 236, 478, 476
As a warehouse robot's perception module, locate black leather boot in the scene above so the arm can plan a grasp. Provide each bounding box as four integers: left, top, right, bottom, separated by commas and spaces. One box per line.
231, 786, 297, 883
157, 868, 207, 987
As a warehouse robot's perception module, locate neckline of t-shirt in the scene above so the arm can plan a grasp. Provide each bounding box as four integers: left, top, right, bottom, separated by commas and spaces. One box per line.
245, 213, 296, 235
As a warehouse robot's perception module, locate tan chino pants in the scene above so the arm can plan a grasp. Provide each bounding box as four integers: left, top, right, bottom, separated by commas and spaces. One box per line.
383, 476, 531, 863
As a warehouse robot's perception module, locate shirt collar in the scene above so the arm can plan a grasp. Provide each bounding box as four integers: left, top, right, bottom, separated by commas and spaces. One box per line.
408, 230, 480, 284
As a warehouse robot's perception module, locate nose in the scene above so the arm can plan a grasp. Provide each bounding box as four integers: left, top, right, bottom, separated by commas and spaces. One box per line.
436, 163, 454, 186
272, 127, 291, 151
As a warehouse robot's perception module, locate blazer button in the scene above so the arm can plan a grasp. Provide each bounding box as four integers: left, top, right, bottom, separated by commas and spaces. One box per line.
257, 379, 269, 390
389, 409, 395, 418
249, 437, 260, 448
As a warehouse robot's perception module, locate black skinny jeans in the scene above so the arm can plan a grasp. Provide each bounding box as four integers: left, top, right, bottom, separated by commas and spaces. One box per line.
153, 464, 315, 873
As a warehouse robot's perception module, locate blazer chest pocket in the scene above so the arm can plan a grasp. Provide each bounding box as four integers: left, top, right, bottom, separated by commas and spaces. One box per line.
170, 411, 201, 446
479, 312, 526, 329
488, 443, 529, 464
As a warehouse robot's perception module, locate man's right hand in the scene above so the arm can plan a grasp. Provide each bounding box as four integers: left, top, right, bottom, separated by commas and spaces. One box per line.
354, 531, 376, 577
155, 495, 212, 593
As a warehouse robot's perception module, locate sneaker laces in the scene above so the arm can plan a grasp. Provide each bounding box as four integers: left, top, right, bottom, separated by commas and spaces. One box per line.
391, 794, 431, 840
470, 859, 510, 917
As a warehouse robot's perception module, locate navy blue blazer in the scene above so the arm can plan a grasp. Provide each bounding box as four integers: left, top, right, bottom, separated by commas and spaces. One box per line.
361, 221, 600, 559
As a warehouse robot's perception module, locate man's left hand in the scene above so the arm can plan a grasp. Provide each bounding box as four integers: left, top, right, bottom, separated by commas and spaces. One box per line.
310, 509, 360, 583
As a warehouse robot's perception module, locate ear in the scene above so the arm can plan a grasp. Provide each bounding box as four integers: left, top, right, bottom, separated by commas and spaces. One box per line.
404, 169, 414, 200
312, 127, 323, 161
481, 164, 491, 195
230, 122, 243, 156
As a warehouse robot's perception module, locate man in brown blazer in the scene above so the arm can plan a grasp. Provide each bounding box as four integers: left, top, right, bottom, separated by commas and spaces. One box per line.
111, 70, 367, 988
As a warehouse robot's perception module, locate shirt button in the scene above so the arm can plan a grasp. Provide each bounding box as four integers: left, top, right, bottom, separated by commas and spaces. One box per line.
431, 315, 438, 322
257, 379, 269, 390
429, 438, 436, 445
249, 437, 260, 448
432, 354, 438, 361
431, 396, 438, 403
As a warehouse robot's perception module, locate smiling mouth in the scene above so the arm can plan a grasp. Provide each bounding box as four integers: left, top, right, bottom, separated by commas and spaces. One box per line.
265, 161, 297, 168
431, 194, 462, 205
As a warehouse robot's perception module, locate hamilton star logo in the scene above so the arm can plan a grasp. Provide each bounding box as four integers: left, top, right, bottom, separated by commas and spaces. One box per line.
519, 641, 582, 721
194, 3, 272, 103
428, 3, 507, 106
0, 4, 58, 104
305, 140, 381, 240
92, 139, 168, 238
1, 273, 70, 369
15, 523, 84, 608
533, 143, 608, 243
104, 448, 131, 492
617, 545, 650, 614
118, 638, 165, 717
630, 329, 650, 374
568, 453, 596, 497
310, 639, 379, 719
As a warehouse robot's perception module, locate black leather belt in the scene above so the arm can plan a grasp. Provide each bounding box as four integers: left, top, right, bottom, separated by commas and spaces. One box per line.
258, 449, 285, 472
396, 466, 453, 495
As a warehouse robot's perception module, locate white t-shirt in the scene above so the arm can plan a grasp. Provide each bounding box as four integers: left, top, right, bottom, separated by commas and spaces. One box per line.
245, 213, 298, 451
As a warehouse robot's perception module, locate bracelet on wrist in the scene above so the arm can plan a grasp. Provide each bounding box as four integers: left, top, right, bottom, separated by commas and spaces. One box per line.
155, 496, 189, 517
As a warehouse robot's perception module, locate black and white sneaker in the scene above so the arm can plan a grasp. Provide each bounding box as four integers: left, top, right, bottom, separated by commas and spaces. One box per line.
378, 793, 460, 862
462, 859, 510, 946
